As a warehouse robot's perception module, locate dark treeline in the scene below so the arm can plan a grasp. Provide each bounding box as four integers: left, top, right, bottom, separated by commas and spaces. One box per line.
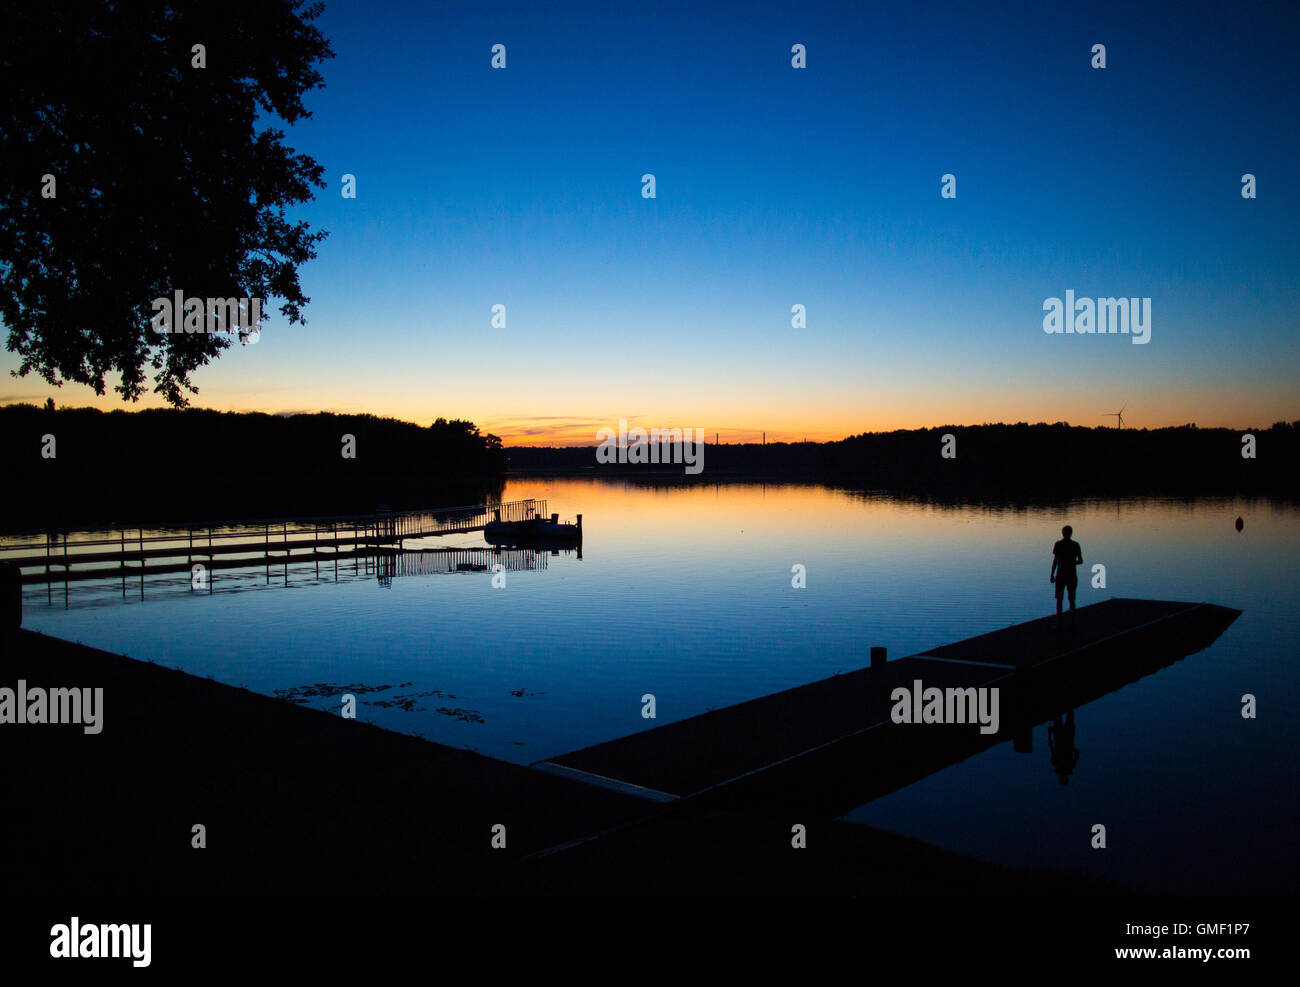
507, 423, 1300, 499
0, 405, 506, 531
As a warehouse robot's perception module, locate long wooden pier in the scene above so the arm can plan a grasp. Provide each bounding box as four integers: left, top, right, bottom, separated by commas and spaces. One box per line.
536, 599, 1241, 818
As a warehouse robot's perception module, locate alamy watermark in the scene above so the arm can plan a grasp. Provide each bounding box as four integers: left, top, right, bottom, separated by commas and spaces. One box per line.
1043, 290, 1151, 344
50, 917, 150, 967
151, 290, 263, 341
0, 680, 103, 734
596, 420, 705, 475
890, 679, 1000, 735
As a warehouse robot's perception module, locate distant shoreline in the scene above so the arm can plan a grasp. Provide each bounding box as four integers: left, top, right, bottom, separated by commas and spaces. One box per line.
0, 404, 506, 531
2, 408, 1295, 531
504, 422, 1299, 499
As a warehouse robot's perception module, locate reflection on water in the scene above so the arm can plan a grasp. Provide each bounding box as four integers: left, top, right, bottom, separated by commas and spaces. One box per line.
19, 479, 1300, 894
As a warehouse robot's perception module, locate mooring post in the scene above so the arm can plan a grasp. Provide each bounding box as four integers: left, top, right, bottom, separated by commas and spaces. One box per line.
871, 646, 887, 667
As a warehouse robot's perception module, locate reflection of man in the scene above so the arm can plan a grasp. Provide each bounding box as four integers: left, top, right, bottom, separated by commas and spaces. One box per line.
1050, 524, 1083, 629
1048, 711, 1080, 784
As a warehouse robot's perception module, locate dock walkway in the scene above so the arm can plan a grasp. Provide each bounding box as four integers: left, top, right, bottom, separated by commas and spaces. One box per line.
538, 599, 1240, 815
0, 498, 547, 585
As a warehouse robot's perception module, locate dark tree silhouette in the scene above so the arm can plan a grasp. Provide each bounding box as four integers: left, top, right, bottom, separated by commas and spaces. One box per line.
0, 0, 333, 405
0, 404, 509, 527
502, 423, 1300, 497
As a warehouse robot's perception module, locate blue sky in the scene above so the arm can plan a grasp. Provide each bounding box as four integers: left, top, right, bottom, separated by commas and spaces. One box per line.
5, 0, 1298, 441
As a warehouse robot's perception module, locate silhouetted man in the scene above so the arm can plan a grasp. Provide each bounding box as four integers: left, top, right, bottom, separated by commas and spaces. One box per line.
1050, 524, 1083, 629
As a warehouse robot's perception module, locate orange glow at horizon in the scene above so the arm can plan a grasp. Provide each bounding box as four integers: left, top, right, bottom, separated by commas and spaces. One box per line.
2, 379, 1295, 448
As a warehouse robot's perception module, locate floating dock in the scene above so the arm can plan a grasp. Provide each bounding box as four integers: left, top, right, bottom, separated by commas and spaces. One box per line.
537, 599, 1241, 817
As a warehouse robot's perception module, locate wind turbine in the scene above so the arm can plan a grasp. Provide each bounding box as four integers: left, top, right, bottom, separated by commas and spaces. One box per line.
1105, 401, 1128, 429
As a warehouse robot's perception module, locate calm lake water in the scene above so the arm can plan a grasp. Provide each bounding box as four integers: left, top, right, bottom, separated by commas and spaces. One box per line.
20, 478, 1299, 895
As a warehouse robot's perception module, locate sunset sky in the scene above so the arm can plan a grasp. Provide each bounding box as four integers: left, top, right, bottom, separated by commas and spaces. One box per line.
2, 0, 1297, 444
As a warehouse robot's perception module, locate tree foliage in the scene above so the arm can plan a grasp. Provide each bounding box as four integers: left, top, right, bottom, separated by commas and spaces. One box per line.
0, 0, 333, 404
0, 405, 508, 526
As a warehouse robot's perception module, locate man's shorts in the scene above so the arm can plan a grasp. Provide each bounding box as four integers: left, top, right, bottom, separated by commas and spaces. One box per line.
1055, 575, 1078, 600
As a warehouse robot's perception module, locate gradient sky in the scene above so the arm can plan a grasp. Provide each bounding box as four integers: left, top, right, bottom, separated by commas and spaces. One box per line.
3, 0, 1298, 443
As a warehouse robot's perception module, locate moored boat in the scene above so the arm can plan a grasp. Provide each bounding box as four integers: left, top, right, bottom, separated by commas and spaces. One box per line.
484, 512, 582, 544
